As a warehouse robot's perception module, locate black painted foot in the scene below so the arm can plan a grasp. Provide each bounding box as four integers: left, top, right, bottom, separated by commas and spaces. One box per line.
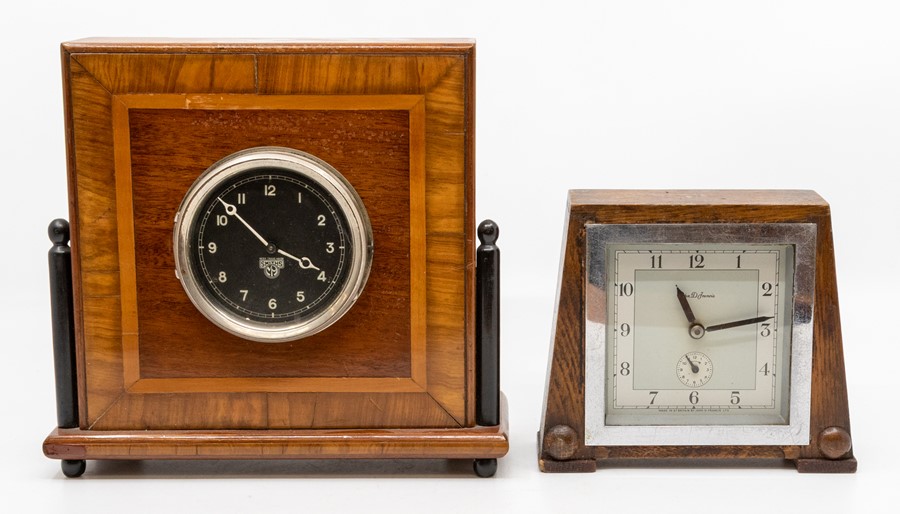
473, 458, 497, 477
61, 460, 86, 478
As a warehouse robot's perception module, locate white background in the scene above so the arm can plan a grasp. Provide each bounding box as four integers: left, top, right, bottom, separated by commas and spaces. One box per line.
2, 1, 898, 512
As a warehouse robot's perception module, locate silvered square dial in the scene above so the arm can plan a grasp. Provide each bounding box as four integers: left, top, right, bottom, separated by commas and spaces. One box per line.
583, 223, 817, 447
605, 244, 793, 426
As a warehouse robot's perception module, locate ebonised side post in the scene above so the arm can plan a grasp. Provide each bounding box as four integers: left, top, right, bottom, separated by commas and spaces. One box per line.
474, 219, 500, 477
48, 219, 84, 477
476, 219, 500, 427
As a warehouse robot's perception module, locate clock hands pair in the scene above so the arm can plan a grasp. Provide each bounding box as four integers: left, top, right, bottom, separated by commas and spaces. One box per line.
217, 198, 320, 271
675, 285, 772, 340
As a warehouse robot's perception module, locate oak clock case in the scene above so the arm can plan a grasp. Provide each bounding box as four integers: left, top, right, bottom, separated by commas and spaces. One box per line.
44, 39, 507, 478
538, 190, 856, 473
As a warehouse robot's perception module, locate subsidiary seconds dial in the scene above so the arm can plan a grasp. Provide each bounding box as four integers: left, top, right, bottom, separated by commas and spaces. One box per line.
174, 147, 373, 342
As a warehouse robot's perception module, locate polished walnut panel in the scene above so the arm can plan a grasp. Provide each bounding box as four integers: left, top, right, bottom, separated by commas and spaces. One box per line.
538, 190, 855, 473
60, 40, 476, 432
126, 106, 414, 379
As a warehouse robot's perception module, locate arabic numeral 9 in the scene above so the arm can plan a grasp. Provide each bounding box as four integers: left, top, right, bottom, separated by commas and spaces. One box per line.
619, 323, 631, 337
207, 242, 217, 254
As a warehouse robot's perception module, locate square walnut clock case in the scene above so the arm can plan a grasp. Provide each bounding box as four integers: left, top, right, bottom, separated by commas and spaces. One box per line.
44, 39, 507, 477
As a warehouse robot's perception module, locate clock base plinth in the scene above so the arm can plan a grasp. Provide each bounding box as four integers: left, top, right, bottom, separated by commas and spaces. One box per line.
43, 398, 508, 476
538, 457, 597, 473
796, 457, 858, 474
538, 441, 858, 473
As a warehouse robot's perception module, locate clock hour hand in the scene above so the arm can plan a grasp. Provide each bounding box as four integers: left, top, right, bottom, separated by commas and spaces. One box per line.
675, 285, 697, 324
706, 316, 773, 333
217, 198, 269, 247
277, 249, 321, 271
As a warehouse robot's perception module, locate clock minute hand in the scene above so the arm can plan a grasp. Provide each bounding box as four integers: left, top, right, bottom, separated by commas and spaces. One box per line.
675, 285, 697, 324
217, 198, 269, 247
706, 316, 773, 333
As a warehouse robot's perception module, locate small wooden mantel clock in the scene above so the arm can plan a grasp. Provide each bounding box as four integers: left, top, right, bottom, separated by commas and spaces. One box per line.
538, 190, 855, 473
44, 39, 508, 477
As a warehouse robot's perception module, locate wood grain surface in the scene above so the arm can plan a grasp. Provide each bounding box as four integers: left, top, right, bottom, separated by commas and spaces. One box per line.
58, 40, 479, 437
538, 190, 855, 473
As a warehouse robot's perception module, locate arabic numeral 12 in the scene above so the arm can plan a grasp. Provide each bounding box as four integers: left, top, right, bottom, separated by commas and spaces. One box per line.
690, 254, 705, 268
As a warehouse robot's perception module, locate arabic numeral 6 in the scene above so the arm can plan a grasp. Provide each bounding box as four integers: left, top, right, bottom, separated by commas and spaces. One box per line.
268, 298, 277, 310
689, 391, 699, 405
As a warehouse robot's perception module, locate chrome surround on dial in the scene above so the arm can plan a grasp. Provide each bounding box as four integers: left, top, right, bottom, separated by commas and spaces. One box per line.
173, 147, 373, 342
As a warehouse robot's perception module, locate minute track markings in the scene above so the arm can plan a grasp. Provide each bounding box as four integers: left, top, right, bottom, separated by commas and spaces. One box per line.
194, 172, 349, 321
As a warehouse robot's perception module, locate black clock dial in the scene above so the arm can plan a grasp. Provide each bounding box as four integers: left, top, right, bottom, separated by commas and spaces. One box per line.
174, 147, 373, 342
189, 170, 351, 323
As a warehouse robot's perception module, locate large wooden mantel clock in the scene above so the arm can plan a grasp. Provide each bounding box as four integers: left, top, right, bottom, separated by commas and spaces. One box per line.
539, 190, 856, 473
44, 39, 507, 477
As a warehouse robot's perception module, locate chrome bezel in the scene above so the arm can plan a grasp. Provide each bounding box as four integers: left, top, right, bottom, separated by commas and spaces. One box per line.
584, 223, 816, 446
174, 147, 373, 343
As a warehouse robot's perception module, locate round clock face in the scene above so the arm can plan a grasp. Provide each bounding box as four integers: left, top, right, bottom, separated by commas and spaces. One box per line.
605, 244, 794, 426
174, 147, 373, 342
